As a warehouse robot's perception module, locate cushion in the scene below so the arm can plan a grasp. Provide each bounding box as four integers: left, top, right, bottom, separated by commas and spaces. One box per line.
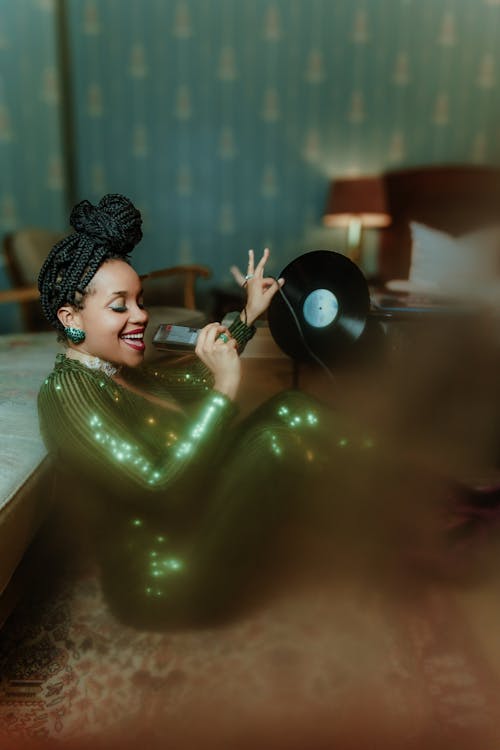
387, 222, 500, 299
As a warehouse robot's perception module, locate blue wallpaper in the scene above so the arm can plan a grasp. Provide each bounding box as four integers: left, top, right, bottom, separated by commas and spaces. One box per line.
2, 0, 500, 331
0, 0, 66, 331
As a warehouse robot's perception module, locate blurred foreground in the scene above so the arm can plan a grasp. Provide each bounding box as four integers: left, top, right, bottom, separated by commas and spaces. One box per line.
2, 307, 500, 748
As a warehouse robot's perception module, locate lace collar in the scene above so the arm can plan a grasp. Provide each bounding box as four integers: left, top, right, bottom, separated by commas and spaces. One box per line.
64, 350, 121, 378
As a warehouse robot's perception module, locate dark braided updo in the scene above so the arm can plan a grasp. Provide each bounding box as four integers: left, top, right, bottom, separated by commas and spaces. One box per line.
38, 194, 142, 332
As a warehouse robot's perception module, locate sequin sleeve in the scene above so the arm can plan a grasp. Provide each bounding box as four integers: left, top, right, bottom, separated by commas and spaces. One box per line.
38, 365, 237, 503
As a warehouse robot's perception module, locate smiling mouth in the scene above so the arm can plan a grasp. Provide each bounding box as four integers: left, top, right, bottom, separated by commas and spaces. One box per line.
120, 330, 145, 352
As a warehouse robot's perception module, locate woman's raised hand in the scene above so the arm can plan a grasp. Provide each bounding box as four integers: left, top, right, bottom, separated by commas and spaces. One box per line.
230, 248, 284, 326
195, 322, 241, 401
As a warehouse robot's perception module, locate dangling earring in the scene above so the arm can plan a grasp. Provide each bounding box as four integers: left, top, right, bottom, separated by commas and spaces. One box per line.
65, 326, 86, 344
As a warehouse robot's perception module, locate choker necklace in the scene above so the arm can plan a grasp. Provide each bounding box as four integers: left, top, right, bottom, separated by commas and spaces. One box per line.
65, 350, 121, 378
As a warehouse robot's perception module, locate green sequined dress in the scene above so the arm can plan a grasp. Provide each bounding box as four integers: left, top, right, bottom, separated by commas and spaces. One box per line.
38, 318, 340, 627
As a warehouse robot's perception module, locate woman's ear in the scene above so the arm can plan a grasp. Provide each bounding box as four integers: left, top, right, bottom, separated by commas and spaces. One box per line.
57, 305, 81, 330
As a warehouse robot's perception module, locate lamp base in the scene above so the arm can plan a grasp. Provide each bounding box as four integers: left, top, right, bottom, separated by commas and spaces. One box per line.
346, 217, 363, 266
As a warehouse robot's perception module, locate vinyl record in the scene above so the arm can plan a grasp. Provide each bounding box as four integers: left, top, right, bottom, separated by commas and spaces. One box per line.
268, 250, 370, 363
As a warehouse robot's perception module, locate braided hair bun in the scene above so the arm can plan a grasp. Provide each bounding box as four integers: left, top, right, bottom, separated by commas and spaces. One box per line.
69, 194, 142, 253
38, 194, 142, 330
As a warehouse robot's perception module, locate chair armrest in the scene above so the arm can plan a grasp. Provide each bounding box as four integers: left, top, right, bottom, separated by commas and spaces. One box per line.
140, 265, 211, 310
0, 285, 39, 304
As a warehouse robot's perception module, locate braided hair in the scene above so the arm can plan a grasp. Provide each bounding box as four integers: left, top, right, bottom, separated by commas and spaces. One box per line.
38, 194, 142, 332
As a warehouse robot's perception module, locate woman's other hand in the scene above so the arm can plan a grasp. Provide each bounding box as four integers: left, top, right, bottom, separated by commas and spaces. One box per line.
195, 322, 241, 401
231, 248, 284, 326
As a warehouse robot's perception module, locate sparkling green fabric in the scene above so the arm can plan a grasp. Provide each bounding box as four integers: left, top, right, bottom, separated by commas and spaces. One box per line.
37, 317, 341, 628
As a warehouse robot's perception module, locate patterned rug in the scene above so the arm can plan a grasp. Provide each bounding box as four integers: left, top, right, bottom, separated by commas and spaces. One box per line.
1, 532, 500, 750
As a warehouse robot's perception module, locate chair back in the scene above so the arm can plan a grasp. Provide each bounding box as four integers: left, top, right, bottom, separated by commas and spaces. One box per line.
3, 228, 65, 331
140, 264, 211, 310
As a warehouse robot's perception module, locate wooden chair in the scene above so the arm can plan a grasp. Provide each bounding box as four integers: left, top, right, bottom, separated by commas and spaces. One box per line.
0, 228, 211, 333
139, 264, 211, 311
139, 265, 212, 359
0, 229, 65, 331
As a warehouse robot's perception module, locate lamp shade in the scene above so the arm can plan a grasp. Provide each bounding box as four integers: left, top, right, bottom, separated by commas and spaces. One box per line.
323, 176, 391, 228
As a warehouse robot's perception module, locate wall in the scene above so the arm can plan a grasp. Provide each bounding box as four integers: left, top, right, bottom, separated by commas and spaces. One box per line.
1, 0, 500, 331
0, 0, 66, 331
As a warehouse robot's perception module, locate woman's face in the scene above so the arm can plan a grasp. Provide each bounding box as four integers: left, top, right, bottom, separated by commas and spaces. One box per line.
59, 259, 149, 367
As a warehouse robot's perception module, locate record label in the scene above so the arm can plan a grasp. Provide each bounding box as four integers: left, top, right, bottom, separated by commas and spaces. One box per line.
303, 289, 339, 328
268, 250, 370, 364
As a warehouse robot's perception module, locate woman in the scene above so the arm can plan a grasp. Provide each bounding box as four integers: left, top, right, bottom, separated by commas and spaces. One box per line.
37, 194, 350, 629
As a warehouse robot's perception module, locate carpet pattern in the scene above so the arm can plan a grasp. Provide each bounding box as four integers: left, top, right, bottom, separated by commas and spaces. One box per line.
1, 556, 500, 748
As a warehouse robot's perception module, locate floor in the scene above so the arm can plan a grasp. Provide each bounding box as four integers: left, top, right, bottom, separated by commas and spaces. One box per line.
2, 323, 500, 749
2, 524, 500, 750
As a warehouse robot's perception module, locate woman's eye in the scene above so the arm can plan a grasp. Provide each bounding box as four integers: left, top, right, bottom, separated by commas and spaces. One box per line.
110, 305, 127, 313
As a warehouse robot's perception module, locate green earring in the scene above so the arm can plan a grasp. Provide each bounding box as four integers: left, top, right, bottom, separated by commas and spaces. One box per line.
65, 326, 86, 344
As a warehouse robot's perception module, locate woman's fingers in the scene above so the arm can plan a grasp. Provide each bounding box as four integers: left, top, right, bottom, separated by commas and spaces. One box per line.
231, 248, 273, 288
255, 247, 270, 277
247, 249, 255, 276
215, 328, 235, 347
196, 322, 220, 351
207, 324, 229, 347
262, 276, 284, 293
195, 321, 241, 399
230, 265, 246, 286
262, 275, 283, 287
196, 323, 233, 353
219, 336, 238, 350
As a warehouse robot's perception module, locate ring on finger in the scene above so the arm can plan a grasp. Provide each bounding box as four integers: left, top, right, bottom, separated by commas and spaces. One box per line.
244, 273, 254, 281
218, 333, 229, 343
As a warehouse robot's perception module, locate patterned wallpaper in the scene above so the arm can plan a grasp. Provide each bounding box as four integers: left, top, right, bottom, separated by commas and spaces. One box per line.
0, 0, 66, 331
1, 0, 500, 331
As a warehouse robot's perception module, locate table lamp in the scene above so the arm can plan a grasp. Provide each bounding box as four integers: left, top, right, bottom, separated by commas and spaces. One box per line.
323, 176, 391, 266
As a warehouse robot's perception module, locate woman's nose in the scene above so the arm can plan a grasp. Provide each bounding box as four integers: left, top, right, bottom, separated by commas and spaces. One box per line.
132, 304, 149, 325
